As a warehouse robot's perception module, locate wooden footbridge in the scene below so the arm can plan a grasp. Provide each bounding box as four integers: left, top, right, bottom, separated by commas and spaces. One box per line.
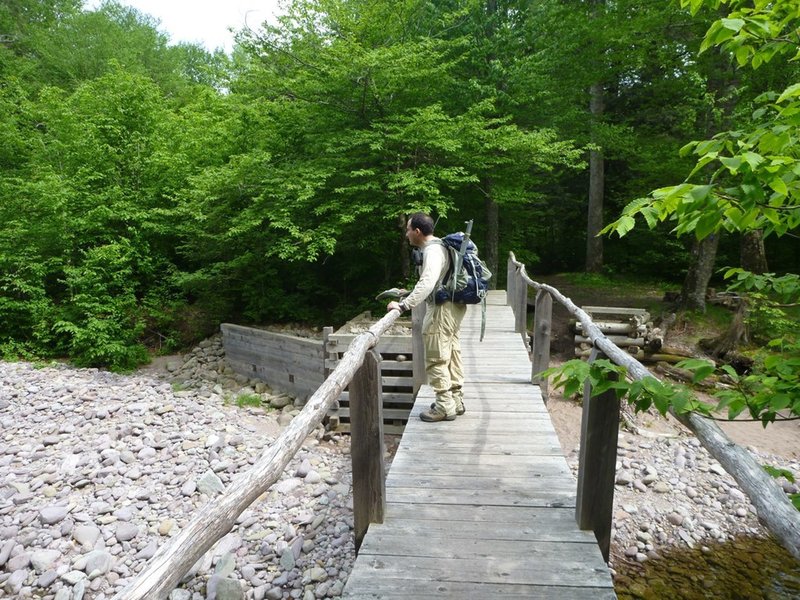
117, 255, 799, 599
342, 291, 616, 598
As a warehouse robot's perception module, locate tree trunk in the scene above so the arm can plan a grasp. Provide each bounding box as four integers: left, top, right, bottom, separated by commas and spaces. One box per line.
740, 230, 768, 274
586, 82, 605, 273
485, 193, 499, 289
680, 234, 719, 312
397, 214, 409, 281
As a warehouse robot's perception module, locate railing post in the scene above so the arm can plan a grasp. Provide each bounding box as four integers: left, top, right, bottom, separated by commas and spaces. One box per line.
506, 257, 516, 307
349, 348, 385, 552
575, 347, 620, 563
411, 303, 426, 395
514, 269, 527, 335
531, 289, 552, 399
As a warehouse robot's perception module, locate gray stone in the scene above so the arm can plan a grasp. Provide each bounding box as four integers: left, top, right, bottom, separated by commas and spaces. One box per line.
30, 549, 61, 573
84, 550, 113, 576
206, 575, 244, 600
40, 505, 69, 525
7, 552, 31, 571
37, 569, 59, 587
136, 540, 158, 560
61, 570, 87, 585
214, 552, 236, 577
115, 522, 140, 542
73, 525, 101, 549
197, 471, 225, 496
0, 539, 14, 566
5, 569, 28, 594
280, 547, 295, 570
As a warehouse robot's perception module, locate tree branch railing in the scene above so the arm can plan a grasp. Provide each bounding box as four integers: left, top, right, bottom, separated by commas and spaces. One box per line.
507, 252, 800, 563
112, 309, 405, 599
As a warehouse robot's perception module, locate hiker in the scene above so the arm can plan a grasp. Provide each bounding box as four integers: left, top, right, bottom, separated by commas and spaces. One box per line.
386, 212, 467, 422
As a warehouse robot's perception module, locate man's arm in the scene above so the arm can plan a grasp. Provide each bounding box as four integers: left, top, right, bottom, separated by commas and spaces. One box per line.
387, 243, 446, 313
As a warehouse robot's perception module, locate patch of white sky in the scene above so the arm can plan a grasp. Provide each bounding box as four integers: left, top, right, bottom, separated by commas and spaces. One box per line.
83, 0, 283, 53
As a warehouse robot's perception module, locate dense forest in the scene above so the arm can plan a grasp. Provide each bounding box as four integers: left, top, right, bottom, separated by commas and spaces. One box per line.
1, 0, 798, 370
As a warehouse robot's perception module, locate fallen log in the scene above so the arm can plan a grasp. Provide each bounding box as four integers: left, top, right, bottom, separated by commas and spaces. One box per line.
575, 334, 644, 347
573, 321, 641, 335
524, 276, 800, 561
112, 310, 402, 600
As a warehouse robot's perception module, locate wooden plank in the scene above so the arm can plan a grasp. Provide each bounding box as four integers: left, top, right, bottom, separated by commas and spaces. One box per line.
387, 455, 571, 478
328, 336, 412, 355
349, 350, 385, 551
380, 376, 413, 387
576, 348, 621, 563
384, 487, 576, 508
359, 534, 604, 559
225, 342, 326, 367
345, 582, 615, 600
338, 392, 414, 404
343, 553, 612, 588
385, 473, 576, 494
227, 360, 325, 388
335, 408, 412, 421
581, 306, 648, 315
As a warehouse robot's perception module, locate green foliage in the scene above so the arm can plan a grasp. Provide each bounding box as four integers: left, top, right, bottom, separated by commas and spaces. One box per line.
540, 359, 712, 417
235, 393, 264, 408
52, 241, 149, 371
764, 465, 800, 509
603, 0, 800, 243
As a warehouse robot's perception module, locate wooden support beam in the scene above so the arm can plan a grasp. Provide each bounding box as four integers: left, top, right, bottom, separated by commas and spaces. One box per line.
349, 349, 386, 552
514, 270, 528, 335
531, 290, 552, 398
506, 257, 516, 307
411, 303, 425, 395
575, 348, 620, 564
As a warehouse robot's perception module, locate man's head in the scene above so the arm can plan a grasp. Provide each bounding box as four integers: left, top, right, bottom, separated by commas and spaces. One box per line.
406, 212, 434, 247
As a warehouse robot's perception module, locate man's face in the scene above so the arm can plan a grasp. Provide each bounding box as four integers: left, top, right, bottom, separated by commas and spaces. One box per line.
405, 220, 423, 247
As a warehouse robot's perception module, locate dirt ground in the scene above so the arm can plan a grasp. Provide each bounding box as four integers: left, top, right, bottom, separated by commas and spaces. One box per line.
538, 274, 800, 463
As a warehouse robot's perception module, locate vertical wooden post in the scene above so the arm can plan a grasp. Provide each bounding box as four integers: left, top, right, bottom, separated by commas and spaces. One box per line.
411, 303, 426, 395
514, 270, 528, 335
349, 349, 385, 552
322, 326, 339, 429
575, 347, 620, 563
506, 258, 516, 307
531, 290, 552, 398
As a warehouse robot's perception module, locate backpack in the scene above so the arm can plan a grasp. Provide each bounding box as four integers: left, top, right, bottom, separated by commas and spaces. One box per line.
434, 233, 492, 305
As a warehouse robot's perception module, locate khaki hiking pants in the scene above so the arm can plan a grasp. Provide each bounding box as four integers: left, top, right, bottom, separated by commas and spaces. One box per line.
423, 301, 467, 416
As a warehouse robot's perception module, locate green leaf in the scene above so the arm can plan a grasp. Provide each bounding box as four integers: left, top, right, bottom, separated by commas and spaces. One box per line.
769, 177, 788, 196
777, 83, 800, 104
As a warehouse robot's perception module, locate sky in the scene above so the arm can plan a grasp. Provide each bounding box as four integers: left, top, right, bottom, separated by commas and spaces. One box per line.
85, 0, 283, 53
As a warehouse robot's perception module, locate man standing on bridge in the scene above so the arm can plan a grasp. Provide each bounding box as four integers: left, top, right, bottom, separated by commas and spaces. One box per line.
386, 212, 467, 422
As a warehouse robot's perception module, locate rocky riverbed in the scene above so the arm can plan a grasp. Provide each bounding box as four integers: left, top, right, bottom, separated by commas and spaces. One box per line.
0, 337, 357, 600
2, 336, 799, 599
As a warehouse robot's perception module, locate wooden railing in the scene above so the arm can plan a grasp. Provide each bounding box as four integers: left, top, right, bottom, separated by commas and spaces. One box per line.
113, 309, 405, 599
507, 252, 800, 562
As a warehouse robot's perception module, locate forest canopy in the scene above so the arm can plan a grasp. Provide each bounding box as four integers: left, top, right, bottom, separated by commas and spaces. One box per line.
1, 0, 798, 370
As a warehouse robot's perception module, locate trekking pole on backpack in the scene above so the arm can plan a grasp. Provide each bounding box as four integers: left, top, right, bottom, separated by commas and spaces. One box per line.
451, 219, 473, 303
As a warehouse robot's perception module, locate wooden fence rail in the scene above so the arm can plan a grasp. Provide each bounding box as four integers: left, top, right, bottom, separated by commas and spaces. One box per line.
112, 311, 401, 599
507, 252, 800, 562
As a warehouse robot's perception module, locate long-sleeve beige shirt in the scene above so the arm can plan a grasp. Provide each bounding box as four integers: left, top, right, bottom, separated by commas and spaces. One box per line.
402, 238, 448, 309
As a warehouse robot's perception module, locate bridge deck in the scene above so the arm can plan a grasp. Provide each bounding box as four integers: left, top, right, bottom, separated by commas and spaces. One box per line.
343, 291, 617, 598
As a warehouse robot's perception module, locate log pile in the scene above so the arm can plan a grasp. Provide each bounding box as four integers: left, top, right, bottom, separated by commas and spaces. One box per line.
573, 306, 677, 363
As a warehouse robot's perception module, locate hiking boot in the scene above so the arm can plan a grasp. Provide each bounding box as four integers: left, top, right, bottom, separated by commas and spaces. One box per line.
420, 407, 456, 422
430, 401, 465, 416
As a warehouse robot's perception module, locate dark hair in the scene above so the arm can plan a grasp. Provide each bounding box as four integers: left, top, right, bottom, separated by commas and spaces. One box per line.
408, 212, 434, 236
